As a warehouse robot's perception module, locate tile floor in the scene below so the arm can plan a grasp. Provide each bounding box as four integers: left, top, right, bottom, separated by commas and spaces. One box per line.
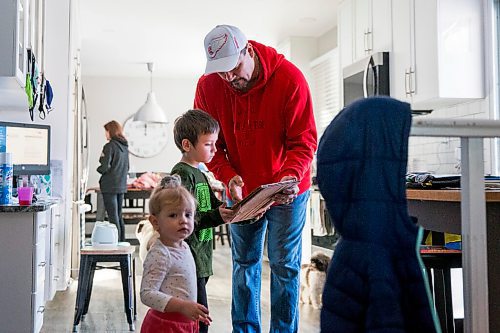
41, 243, 321, 333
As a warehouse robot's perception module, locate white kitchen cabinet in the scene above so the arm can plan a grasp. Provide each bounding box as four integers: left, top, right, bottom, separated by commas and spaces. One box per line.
28, 0, 45, 62
0, 208, 52, 333
390, 0, 413, 107
338, 0, 392, 68
338, 0, 354, 69
52, 203, 69, 291
390, 0, 484, 110
0, 0, 45, 111
353, 0, 371, 60
0, 0, 29, 87
45, 204, 61, 301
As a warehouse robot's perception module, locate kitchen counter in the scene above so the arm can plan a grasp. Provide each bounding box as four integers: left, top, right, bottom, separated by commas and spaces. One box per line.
0, 198, 60, 213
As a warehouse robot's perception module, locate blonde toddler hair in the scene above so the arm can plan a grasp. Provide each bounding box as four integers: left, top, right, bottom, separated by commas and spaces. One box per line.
148, 174, 196, 216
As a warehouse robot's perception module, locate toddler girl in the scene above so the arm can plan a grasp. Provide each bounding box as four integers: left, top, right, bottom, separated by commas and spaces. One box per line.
140, 175, 211, 332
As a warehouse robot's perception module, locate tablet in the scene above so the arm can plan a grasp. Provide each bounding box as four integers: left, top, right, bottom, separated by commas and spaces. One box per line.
230, 179, 299, 223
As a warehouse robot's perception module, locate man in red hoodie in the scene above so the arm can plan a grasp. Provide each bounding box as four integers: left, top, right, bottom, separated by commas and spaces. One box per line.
195, 25, 317, 332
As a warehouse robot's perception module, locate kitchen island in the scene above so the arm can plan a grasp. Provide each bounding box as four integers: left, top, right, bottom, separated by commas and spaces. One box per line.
407, 189, 500, 333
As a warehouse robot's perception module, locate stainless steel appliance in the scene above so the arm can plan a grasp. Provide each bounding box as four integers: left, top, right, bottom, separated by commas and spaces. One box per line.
343, 52, 390, 107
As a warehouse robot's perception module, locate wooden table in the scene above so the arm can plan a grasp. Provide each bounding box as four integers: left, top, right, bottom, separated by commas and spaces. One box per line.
407, 189, 500, 332
86, 187, 152, 221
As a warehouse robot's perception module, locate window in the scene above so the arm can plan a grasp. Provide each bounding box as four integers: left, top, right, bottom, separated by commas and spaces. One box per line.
310, 49, 341, 139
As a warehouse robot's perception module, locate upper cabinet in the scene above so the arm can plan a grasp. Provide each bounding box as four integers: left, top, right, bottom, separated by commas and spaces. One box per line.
0, 0, 44, 111
0, 0, 29, 87
390, 0, 484, 110
338, 0, 392, 69
338, 0, 353, 69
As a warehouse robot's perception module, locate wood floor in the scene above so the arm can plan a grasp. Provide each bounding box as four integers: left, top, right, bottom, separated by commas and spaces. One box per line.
40, 243, 321, 333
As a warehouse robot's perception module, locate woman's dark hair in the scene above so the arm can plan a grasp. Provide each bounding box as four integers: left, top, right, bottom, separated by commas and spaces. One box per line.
104, 120, 127, 142
173, 109, 219, 152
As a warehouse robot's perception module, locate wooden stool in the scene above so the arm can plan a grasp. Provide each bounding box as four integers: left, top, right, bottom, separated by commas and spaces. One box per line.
420, 246, 462, 333
73, 246, 136, 332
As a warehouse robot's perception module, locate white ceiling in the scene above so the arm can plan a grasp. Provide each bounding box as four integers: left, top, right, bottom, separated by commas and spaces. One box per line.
79, 0, 339, 78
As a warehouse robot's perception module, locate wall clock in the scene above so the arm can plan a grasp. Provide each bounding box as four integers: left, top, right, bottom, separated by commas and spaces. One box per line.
123, 117, 169, 158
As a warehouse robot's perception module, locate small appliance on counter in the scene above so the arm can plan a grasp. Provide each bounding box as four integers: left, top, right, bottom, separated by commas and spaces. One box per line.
91, 221, 118, 247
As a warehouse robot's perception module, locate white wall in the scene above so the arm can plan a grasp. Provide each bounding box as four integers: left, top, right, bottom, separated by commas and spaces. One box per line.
279, 36, 318, 86
82, 75, 199, 187
317, 27, 338, 56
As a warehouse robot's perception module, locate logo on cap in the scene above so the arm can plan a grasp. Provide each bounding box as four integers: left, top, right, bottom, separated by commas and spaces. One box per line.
207, 33, 228, 59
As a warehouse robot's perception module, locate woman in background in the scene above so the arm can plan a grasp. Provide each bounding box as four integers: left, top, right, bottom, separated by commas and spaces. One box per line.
97, 120, 129, 242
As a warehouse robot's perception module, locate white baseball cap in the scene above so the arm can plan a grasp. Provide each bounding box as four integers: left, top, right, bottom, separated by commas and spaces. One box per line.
204, 25, 248, 75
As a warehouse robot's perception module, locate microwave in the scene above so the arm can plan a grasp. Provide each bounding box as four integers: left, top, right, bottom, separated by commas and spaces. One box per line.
343, 52, 390, 107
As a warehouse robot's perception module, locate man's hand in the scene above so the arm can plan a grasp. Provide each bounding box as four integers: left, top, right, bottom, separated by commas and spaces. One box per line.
273, 176, 299, 205
228, 175, 244, 203
219, 203, 240, 223
252, 203, 272, 220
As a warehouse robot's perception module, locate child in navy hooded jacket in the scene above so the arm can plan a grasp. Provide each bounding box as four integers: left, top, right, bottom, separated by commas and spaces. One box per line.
317, 97, 441, 333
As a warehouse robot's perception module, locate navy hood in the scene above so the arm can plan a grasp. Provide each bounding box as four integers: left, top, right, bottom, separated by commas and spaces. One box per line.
317, 96, 440, 333
317, 96, 415, 248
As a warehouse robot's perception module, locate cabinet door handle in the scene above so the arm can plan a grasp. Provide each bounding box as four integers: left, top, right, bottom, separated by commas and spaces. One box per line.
39, 224, 48, 229
405, 69, 410, 96
37, 306, 45, 314
364, 29, 368, 53
366, 29, 372, 52
409, 68, 416, 94
38, 261, 46, 267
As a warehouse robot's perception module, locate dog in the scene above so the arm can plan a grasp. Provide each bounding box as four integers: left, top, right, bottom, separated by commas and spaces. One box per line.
300, 251, 331, 309
135, 219, 159, 263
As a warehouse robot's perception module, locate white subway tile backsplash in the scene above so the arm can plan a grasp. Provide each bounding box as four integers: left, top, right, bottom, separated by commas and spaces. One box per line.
408, 98, 492, 174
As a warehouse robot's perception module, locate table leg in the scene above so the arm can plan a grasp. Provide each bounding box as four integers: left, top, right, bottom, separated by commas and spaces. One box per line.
83, 260, 97, 316
73, 255, 91, 332
133, 257, 137, 320
120, 255, 135, 331
433, 268, 455, 333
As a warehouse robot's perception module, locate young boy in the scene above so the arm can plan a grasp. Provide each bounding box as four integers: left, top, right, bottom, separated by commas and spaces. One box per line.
170, 109, 237, 333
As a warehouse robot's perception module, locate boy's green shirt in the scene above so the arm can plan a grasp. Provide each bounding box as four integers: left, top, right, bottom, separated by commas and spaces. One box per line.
171, 162, 225, 278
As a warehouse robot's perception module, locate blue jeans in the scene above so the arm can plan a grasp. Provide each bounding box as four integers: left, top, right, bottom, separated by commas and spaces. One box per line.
230, 191, 310, 333
101, 192, 125, 242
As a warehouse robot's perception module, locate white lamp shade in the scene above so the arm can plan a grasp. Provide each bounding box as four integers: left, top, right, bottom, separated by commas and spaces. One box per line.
133, 92, 168, 123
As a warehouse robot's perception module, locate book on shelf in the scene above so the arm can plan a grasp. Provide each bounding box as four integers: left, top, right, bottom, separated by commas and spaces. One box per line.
420, 245, 462, 254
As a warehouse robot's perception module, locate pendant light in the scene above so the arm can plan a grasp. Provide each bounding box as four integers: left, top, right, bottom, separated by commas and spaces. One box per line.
133, 62, 168, 123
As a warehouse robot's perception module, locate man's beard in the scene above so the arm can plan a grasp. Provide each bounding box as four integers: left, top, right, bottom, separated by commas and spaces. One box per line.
230, 78, 250, 91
